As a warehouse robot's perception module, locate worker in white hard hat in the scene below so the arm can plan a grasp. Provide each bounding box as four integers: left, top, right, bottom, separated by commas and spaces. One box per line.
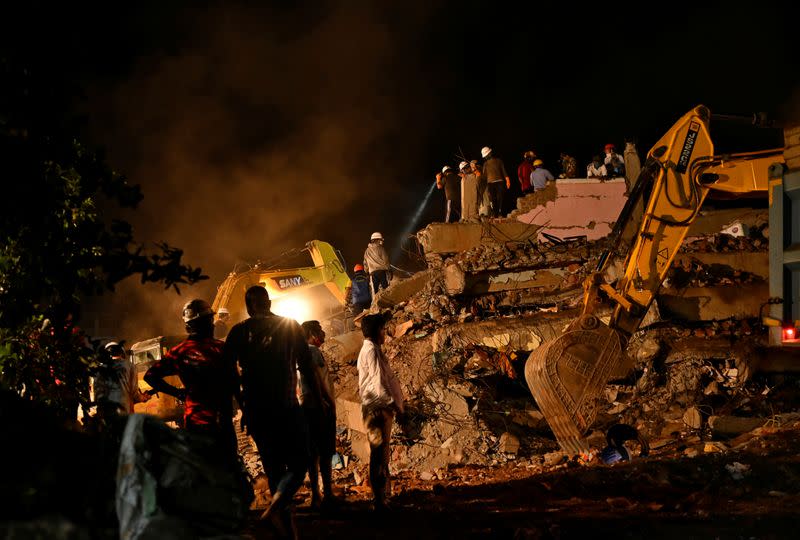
480, 146, 511, 217
517, 150, 536, 194
364, 232, 391, 293
214, 306, 231, 339
459, 160, 479, 221
435, 165, 460, 223
93, 340, 150, 422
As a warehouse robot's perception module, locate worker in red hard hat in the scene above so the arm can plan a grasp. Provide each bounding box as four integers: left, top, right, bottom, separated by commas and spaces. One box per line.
346, 264, 372, 317
144, 299, 240, 459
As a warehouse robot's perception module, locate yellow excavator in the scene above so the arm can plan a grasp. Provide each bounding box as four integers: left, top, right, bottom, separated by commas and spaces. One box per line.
525, 105, 787, 454
210, 239, 351, 329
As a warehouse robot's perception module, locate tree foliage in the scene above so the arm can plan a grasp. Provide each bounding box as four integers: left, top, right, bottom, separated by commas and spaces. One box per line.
0, 58, 206, 419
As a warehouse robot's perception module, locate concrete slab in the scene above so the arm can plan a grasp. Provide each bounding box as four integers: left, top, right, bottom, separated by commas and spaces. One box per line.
672, 252, 769, 279
512, 178, 627, 241
658, 282, 769, 321
374, 269, 435, 308
444, 262, 579, 295
431, 312, 578, 352
416, 220, 541, 255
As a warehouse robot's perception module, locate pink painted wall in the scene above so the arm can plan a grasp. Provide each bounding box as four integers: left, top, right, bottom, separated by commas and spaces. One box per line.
515, 178, 628, 240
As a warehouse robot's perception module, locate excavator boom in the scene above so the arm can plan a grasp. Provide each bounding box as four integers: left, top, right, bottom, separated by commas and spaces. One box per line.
525, 106, 784, 454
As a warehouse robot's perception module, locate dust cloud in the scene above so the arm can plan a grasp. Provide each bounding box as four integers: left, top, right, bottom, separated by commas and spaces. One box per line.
84, 2, 441, 341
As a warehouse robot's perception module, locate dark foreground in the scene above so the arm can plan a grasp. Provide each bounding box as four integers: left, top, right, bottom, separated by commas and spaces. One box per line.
246, 425, 800, 540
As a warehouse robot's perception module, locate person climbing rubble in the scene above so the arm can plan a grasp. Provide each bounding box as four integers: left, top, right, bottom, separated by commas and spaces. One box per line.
517, 150, 536, 194
346, 264, 372, 316
299, 320, 337, 510
530, 159, 554, 191
223, 286, 325, 535
459, 160, 479, 221
364, 232, 391, 294
144, 299, 239, 459
93, 341, 150, 422
357, 313, 405, 512
435, 165, 460, 223
481, 146, 510, 217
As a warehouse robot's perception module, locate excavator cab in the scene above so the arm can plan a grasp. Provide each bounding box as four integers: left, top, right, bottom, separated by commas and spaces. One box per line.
526, 106, 786, 453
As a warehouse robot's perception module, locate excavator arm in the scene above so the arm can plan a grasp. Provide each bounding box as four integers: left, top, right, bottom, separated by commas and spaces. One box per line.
525, 105, 784, 454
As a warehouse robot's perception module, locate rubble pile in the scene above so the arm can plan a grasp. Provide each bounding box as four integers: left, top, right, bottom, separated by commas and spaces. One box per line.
325, 208, 796, 495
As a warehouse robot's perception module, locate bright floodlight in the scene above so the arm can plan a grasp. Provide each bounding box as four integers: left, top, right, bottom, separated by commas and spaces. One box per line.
272, 296, 312, 323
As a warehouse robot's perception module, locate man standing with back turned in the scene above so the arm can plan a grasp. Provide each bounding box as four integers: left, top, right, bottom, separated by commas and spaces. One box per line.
224, 286, 327, 537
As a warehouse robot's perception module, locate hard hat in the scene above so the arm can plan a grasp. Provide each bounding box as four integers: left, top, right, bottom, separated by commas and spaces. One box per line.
218, 307, 229, 315
182, 299, 214, 323
370, 232, 383, 241
481, 146, 492, 158
459, 161, 469, 171
104, 341, 125, 358
524, 150, 535, 159
533, 159, 543, 167
441, 165, 452, 173
604, 143, 615, 151
354, 263, 365, 272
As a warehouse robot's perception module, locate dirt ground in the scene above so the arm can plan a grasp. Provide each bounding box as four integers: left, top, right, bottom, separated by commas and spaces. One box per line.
244, 424, 800, 540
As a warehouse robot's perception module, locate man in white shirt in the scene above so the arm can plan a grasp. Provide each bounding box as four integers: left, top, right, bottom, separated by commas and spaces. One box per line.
587, 155, 608, 179
357, 313, 404, 512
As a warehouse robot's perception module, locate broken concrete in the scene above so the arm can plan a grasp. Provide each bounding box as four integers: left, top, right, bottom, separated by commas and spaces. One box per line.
511, 178, 627, 240
431, 312, 577, 353
416, 220, 542, 256
443, 261, 582, 296
321, 330, 363, 366
658, 282, 769, 321
375, 269, 437, 308
709, 416, 768, 439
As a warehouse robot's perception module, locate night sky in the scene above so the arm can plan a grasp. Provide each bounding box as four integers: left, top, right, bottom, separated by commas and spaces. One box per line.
4, 1, 799, 338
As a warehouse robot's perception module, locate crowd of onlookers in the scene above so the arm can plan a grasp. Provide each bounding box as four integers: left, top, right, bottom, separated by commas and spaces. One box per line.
434, 142, 642, 222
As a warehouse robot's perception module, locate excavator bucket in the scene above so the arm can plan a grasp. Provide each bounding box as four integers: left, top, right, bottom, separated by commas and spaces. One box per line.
525, 314, 623, 455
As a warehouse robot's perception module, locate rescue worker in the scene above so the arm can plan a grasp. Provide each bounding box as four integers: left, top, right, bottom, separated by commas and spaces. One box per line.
357, 313, 404, 512
144, 300, 239, 459
529, 159, 555, 191
93, 341, 150, 421
435, 165, 460, 223
587, 155, 608, 179
346, 264, 372, 316
214, 307, 231, 339
223, 286, 327, 535
363, 232, 391, 293
559, 152, 578, 178
603, 143, 625, 177
481, 146, 511, 217
517, 150, 536, 194
299, 320, 337, 510
459, 160, 478, 221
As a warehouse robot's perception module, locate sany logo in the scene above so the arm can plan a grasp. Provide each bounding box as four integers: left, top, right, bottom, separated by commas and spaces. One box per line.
274, 276, 305, 290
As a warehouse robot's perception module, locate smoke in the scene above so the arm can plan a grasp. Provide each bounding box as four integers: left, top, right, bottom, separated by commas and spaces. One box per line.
84, 2, 441, 341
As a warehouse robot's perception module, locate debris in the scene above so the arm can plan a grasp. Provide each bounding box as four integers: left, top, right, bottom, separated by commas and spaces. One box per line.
499, 432, 520, 455
420, 471, 435, 481
682, 407, 703, 430
708, 416, 766, 439
725, 462, 751, 480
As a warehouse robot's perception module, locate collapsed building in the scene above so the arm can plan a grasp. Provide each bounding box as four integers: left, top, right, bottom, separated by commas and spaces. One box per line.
319, 175, 800, 490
